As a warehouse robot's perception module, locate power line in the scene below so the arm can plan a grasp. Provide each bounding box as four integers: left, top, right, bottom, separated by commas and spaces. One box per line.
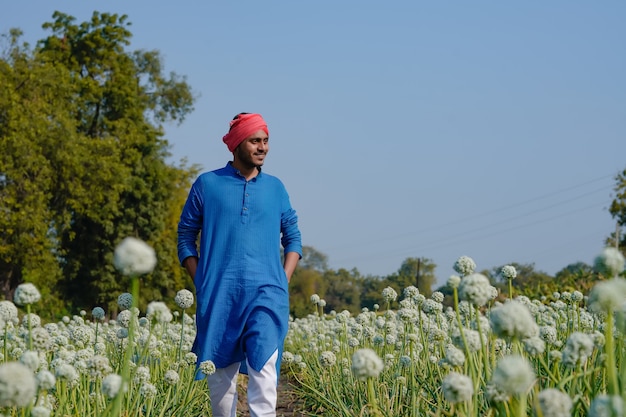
325, 173, 615, 252
332, 200, 608, 265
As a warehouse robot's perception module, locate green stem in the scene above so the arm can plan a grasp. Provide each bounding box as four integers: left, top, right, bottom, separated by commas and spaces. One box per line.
474, 309, 490, 381
26, 304, 33, 351
110, 275, 139, 416
367, 377, 382, 416
605, 310, 618, 395
516, 394, 527, 417
94, 321, 99, 350
178, 309, 186, 364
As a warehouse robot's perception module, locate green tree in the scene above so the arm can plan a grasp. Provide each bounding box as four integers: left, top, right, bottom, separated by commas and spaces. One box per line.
608, 168, 626, 251
289, 267, 324, 318
553, 262, 596, 295
393, 257, 436, 298
360, 275, 388, 311
321, 268, 363, 314
288, 246, 328, 318
0, 12, 197, 316
0, 29, 71, 312
488, 262, 553, 301
299, 246, 329, 272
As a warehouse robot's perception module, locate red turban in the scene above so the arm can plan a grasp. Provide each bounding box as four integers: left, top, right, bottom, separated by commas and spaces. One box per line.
222, 113, 269, 152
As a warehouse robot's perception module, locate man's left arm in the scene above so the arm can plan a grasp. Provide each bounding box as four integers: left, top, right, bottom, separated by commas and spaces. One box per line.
283, 251, 300, 283
279, 186, 302, 283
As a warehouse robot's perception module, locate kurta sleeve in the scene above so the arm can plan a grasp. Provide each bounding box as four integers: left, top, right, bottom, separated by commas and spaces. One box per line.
177, 180, 203, 265
280, 188, 302, 257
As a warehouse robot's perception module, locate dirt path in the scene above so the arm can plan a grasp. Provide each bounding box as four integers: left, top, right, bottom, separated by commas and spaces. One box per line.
237, 375, 308, 416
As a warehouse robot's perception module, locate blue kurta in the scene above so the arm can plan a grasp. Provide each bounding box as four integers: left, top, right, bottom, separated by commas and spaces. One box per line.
177, 162, 302, 379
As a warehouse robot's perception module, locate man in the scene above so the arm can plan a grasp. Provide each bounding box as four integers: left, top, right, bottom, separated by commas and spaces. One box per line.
177, 113, 302, 417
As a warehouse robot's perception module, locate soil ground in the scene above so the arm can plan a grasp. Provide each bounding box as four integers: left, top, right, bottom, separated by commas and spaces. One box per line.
236, 375, 308, 416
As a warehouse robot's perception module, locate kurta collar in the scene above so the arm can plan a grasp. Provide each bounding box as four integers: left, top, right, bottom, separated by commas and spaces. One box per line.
225, 161, 263, 180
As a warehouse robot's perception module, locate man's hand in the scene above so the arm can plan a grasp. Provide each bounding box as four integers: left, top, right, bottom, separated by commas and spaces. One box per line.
182, 256, 198, 280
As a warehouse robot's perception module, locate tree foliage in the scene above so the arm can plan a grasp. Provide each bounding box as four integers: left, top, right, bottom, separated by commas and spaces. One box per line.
488, 262, 554, 301
0, 12, 197, 316
608, 168, 626, 251
392, 257, 436, 297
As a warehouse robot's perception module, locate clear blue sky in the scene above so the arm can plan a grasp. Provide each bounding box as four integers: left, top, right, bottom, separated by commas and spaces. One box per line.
4, 1, 625, 285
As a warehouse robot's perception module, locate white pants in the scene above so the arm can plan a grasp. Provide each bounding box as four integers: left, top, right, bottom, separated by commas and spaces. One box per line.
207, 350, 279, 417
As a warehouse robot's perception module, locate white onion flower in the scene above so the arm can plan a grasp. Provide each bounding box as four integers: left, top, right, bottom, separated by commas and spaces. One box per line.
199, 360, 216, 376
485, 382, 509, 403
382, 287, 398, 303
113, 237, 157, 276
13, 283, 41, 306
0, 361, 37, 407
444, 344, 466, 367
593, 247, 625, 278
319, 351, 337, 367
422, 299, 442, 315
588, 278, 626, 314
91, 307, 105, 320
282, 352, 295, 365
442, 372, 473, 403
537, 388, 572, 417
490, 300, 538, 340
86, 355, 112, 379
452, 328, 484, 353
0, 301, 19, 325
453, 256, 476, 276
459, 273, 492, 307
55, 363, 79, 386
447, 275, 461, 289
164, 369, 180, 385
19, 351, 40, 372
35, 370, 56, 390
140, 382, 157, 398
348, 337, 360, 348
146, 302, 173, 323
588, 394, 624, 417
133, 366, 150, 384
500, 265, 517, 280
490, 355, 535, 396
571, 291, 584, 303
185, 352, 198, 365
561, 332, 594, 368
351, 348, 384, 380
117, 293, 133, 311
116, 328, 129, 339
101, 373, 123, 398
540, 325, 558, 345
116, 310, 132, 328
403, 286, 420, 299
174, 289, 194, 309
431, 291, 444, 303
31, 405, 51, 417
523, 336, 546, 356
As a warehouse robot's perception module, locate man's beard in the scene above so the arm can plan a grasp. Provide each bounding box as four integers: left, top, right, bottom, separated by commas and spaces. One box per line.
236, 147, 265, 169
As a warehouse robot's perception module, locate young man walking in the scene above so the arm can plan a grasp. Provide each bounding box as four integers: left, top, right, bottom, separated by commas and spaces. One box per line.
177, 113, 302, 417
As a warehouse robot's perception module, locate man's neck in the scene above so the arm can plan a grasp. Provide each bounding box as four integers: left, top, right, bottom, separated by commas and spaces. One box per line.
231, 161, 259, 180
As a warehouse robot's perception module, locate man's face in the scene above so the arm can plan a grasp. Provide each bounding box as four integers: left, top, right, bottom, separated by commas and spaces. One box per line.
235, 129, 269, 168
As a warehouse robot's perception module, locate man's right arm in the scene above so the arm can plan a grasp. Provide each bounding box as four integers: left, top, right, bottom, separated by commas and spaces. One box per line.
182, 256, 198, 280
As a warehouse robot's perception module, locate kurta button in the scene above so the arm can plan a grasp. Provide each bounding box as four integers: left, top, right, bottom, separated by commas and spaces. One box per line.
243, 207, 248, 210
